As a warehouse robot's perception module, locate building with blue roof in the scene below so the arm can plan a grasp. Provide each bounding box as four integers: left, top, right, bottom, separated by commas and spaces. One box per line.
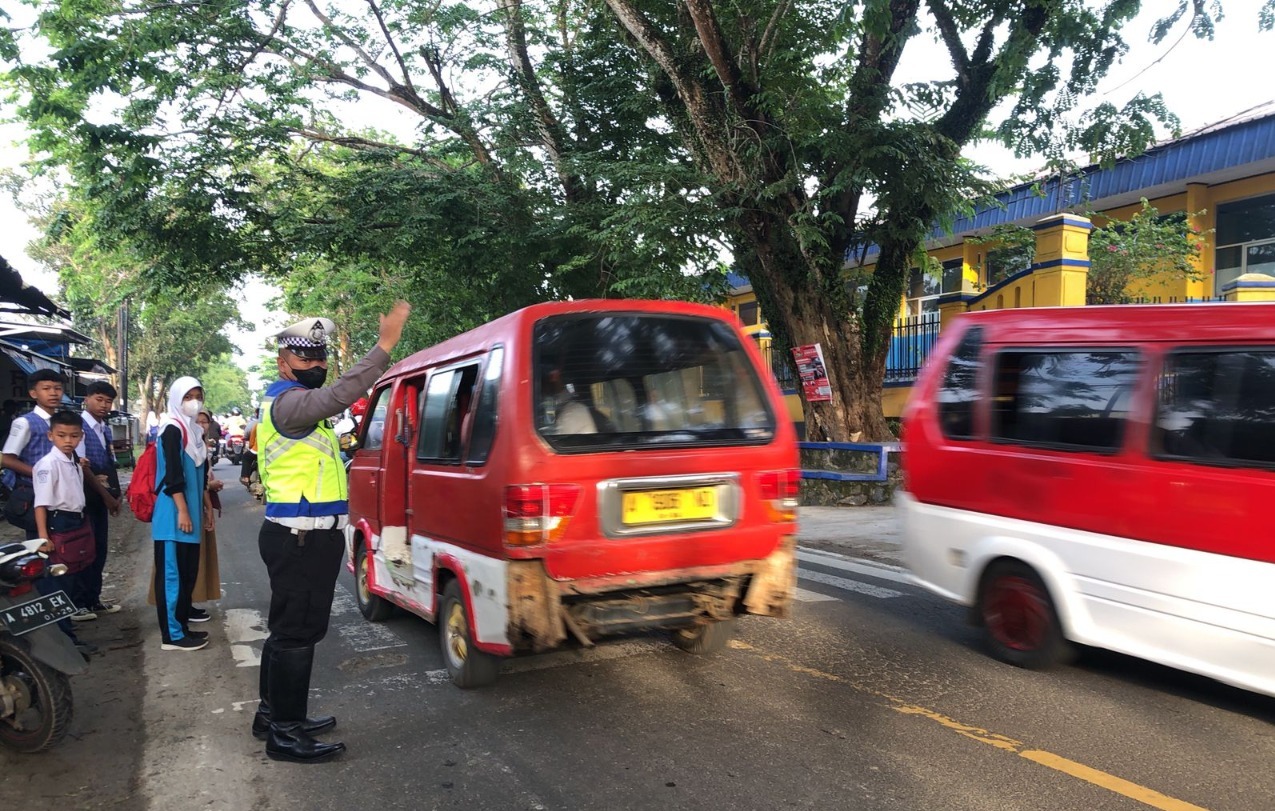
725, 102, 1275, 421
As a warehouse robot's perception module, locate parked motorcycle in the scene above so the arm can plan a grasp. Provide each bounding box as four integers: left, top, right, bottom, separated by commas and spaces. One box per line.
0, 540, 87, 752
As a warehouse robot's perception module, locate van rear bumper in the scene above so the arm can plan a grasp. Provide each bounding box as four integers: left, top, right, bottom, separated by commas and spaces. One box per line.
506, 537, 796, 652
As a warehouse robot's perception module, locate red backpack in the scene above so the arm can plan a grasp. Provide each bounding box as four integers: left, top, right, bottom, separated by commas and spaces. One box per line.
127, 422, 186, 522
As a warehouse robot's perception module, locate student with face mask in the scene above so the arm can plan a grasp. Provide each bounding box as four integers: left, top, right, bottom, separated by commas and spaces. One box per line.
151, 377, 213, 652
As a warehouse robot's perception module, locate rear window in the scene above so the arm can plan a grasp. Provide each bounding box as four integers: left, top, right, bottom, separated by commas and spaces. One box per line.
990, 349, 1141, 453
533, 314, 776, 452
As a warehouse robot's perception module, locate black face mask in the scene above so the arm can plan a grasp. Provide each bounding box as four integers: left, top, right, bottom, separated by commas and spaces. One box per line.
291, 365, 328, 390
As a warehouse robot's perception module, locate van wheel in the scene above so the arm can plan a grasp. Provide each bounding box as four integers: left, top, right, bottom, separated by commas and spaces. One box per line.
978, 561, 1073, 669
671, 618, 735, 655
440, 581, 500, 689
355, 543, 394, 622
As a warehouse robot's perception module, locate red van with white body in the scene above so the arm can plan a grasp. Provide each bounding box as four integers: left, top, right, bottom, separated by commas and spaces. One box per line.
345, 300, 799, 687
899, 304, 1275, 698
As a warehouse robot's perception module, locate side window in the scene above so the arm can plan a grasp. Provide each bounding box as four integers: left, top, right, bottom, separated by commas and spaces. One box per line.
937, 326, 984, 440
360, 386, 391, 452
991, 350, 1141, 453
417, 365, 481, 463
465, 347, 504, 465
1155, 350, 1275, 468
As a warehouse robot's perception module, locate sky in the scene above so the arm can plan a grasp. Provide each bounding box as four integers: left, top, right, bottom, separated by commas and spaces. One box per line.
2, 4, 1271, 374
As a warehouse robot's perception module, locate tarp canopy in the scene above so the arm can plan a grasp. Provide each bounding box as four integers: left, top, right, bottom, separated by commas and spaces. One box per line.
0, 256, 69, 320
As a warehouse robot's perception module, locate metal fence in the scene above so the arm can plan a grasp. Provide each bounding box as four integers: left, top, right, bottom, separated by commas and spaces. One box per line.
768, 316, 941, 392
1124, 295, 1228, 304
885, 316, 941, 383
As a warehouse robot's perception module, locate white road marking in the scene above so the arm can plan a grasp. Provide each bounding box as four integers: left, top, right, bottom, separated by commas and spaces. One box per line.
331, 589, 406, 652
797, 567, 902, 599
797, 548, 913, 585
794, 587, 839, 603
223, 608, 270, 668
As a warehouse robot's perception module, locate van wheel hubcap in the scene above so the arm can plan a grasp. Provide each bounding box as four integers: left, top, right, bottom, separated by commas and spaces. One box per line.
446, 603, 469, 665
984, 576, 1049, 651
357, 554, 370, 604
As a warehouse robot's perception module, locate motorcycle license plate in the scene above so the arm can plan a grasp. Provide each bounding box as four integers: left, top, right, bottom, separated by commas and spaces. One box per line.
0, 591, 77, 636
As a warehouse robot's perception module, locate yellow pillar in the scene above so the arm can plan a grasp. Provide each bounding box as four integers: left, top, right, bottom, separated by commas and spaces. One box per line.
1185, 183, 1213, 299
1031, 214, 1092, 307
1223, 273, 1275, 302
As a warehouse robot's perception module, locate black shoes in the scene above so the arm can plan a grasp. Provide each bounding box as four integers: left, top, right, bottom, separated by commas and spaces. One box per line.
265, 725, 346, 764
252, 709, 336, 740
262, 644, 344, 763
188, 607, 211, 623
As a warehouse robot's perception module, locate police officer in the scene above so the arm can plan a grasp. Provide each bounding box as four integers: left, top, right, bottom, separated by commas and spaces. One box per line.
253, 301, 410, 763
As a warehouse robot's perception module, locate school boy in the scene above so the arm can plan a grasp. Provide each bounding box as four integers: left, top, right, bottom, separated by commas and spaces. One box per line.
31, 410, 97, 655
71, 381, 123, 621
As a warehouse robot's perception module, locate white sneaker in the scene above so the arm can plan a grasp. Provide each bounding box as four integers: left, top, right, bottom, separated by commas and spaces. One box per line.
161, 636, 209, 651
89, 602, 122, 615
70, 608, 98, 622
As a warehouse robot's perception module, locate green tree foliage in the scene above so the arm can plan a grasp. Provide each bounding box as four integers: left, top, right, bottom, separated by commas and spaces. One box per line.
1087, 200, 1205, 305
200, 354, 252, 414
3, 1, 1267, 439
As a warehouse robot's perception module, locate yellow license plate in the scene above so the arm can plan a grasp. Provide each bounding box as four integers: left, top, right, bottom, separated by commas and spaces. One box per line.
622, 488, 718, 525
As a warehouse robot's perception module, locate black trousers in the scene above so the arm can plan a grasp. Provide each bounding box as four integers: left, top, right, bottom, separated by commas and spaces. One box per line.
257, 521, 345, 649
154, 541, 200, 643
70, 504, 109, 608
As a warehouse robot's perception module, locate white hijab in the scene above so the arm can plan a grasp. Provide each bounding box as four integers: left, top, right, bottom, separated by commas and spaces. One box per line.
161, 375, 207, 467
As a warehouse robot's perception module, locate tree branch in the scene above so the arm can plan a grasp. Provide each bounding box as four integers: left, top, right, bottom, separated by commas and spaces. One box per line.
498, 0, 579, 199
365, 0, 416, 93
683, 0, 753, 118
602, 0, 738, 182
285, 128, 453, 168
760, 0, 791, 60
304, 0, 398, 89
927, 0, 969, 83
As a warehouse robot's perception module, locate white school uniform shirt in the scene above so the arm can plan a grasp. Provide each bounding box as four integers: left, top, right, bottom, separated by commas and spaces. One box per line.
77, 412, 108, 457
1, 405, 54, 456
32, 447, 86, 513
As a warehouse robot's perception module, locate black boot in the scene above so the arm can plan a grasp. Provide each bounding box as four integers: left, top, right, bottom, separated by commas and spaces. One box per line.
264, 645, 345, 763
252, 639, 336, 740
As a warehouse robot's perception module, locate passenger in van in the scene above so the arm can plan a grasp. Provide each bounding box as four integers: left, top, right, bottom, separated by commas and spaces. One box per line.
541, 368, 597, 435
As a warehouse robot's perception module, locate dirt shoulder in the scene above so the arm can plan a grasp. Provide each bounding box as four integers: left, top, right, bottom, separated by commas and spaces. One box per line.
0, 512, 148, 809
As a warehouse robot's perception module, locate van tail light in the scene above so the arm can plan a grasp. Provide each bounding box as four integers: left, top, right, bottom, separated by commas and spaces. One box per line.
757, 469, 800, 523
504, 484, 582, 546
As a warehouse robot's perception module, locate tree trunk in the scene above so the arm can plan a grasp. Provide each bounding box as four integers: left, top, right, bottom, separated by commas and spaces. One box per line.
736, 210, 895, 442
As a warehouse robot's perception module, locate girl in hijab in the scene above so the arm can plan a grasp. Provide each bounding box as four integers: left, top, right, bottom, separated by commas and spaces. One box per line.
151, 377, 212, 651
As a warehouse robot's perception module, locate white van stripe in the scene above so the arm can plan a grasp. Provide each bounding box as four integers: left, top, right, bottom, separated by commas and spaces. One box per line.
797, 548, 913, 585
798, 568, 902, 599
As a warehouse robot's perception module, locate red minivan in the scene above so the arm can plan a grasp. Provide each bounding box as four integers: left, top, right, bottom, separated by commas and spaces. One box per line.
345, 300, 799, 687
900, 303, 1275, 698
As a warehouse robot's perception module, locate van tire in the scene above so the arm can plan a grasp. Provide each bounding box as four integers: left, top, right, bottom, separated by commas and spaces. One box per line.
440, 581, 501, 689
671, 619, 735, 655
355, 543, 394, 622
977, 560, 1073, 669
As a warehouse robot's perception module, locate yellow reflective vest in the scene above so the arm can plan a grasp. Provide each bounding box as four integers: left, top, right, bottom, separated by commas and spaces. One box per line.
259, 381, 348, 518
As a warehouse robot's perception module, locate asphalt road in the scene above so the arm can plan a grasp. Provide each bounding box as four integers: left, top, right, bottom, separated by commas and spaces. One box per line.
6, 463, 1274, 810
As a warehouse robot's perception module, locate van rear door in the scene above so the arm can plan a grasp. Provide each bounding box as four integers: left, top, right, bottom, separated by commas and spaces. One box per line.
522, 312, 795, 582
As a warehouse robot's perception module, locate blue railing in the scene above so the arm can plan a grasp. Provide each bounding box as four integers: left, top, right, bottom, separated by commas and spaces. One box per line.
885, 317, 940, 383
799, 441, 900, 482
770, 318, 940, 392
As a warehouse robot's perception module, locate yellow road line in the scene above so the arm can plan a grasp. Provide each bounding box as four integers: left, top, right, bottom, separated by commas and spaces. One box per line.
726, 641, 1210, 811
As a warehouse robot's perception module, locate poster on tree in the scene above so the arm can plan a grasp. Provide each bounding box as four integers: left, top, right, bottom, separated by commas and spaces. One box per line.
791, 343, 832, 402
